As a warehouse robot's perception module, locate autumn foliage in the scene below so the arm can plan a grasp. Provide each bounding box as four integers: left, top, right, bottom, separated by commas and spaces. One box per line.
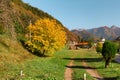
25, 18, 66, 56
96, 42, 103, 53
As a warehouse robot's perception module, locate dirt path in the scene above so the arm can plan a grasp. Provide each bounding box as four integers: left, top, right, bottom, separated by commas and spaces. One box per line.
64, 60, 103, 80
64, 60, 74, 80
82, 61, 103, 80
64, 51, 103, 80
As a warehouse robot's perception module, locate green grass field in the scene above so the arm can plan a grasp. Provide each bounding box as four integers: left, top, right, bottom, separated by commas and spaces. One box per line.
0, 48, 75, 80
72, 49, 120, 80
0, 46, 120, 80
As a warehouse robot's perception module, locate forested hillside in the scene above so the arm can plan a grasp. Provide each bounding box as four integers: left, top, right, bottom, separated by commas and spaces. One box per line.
0, 0, 78, 68
0, 0, 78, 41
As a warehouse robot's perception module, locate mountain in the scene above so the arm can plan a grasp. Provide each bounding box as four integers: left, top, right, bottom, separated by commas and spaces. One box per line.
71, 29, 99, 42
72, 26, 120, 41
88, 26, 120, 40
111, 25, 120, 36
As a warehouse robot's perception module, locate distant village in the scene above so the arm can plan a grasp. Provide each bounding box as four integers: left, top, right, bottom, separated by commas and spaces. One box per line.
68, 36, 120, 54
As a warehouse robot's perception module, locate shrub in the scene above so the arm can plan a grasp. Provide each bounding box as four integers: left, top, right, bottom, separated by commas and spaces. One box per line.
102, 41, 117, 68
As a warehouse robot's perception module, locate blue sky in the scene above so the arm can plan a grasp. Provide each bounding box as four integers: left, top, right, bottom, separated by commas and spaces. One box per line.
23, 0, 120, 30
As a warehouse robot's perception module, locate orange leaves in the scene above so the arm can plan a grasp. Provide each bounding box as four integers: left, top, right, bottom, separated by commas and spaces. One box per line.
25, 18, 66, 56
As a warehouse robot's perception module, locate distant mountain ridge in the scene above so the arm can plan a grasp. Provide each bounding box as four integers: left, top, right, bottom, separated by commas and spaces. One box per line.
72, 25, 120, 40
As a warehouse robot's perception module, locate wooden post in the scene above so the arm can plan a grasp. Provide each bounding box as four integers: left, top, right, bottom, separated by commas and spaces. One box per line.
29, 20, 32, 41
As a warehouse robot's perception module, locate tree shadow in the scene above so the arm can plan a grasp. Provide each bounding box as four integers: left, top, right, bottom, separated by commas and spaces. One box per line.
112, 60, 120, 64
63, 57, 103, 62
64, 57, 104, 69
35, 75, 45, 79
72, 78, 84, 80
20, 39, 49, 57
65, 65, 96, 69
94, 76, 120, 80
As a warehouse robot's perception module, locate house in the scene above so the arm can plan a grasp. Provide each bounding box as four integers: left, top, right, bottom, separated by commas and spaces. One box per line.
101, 37, 105, 43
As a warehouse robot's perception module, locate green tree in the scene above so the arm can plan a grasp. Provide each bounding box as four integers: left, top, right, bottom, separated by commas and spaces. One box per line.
25, 18, 66, 56
102, 41, 117, 68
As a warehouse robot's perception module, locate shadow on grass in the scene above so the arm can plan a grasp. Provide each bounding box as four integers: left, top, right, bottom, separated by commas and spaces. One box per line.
63, 57, 103, 62
35, 75, 45, 79
64, 57, 120, 65
73, 78, 84, 80
72, 76, 119, 80
94, 76, 120, 80
65, 65, 96, 69
64, 57, 105, 69
20, 39, 49, 57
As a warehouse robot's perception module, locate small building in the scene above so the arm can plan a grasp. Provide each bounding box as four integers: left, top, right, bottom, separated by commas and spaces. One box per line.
75, 42, 90, 49
67, 40, 78, 50
101, 37, 105, 43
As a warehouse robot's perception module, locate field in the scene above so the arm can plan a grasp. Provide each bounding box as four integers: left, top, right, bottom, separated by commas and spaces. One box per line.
0, 47, 120, 80
72, 49, 120, 80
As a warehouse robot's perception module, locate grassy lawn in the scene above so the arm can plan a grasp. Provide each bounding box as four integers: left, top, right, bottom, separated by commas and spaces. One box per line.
0, 46, 120, 80
73, 49, 120, 80
87, 50, 120, 80
0, 48, 75, 80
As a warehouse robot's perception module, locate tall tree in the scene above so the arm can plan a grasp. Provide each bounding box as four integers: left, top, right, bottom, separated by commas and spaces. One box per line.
102, 41, 117, 68
25, 18, 66, 56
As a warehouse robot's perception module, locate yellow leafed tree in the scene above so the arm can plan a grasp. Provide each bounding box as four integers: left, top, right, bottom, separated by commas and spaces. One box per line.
25, 18, 66, 56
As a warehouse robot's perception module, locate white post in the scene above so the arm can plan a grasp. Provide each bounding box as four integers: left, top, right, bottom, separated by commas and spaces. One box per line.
84, 73, 86, 80
20, 70, 23, 76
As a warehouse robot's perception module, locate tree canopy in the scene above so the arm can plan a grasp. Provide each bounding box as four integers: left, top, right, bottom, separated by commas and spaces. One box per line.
25, 18, 66, 56
102, 41, 117, 68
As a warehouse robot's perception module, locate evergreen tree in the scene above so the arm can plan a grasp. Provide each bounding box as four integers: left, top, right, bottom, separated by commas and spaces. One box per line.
102, 41, 117, 68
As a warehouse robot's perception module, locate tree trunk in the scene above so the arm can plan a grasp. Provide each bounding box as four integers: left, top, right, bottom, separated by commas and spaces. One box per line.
105, 58, 111, 68
41, 50, 46, 56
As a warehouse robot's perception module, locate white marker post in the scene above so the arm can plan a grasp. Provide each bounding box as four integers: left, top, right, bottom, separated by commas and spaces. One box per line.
84, 73, 86, 80
20, 70, 23, 76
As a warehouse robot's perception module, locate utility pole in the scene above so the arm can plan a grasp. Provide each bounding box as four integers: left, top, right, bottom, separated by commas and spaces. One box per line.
29, 20, 32, 41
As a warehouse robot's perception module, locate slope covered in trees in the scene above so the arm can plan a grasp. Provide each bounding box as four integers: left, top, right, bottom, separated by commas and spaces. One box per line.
0, 0, 78, 41
0, 0, 78, 48
0, 0, 78, 65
